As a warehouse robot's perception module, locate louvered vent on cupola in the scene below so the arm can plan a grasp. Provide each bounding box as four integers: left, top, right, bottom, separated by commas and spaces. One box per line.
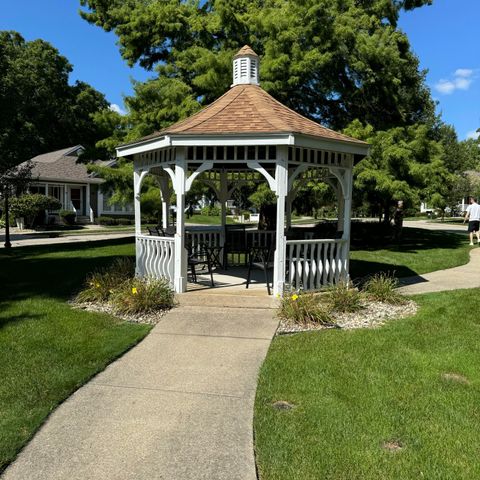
232, 45, 259, 86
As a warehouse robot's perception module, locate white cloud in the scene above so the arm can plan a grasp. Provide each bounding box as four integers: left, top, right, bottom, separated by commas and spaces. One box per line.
435, 80, 456, 94
434, 68, 475, 95
109, 103, 126, 115
455, 68, 474, 78
466, 130, 480, 140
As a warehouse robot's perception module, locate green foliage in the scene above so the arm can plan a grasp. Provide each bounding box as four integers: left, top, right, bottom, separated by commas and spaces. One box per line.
111, 276, 175, 314
97, 216, 134, 226
80, 0, 435, 151
76, 257, 135, 303
327, 282, 364, 313
9, 194, 61, 223
279, 292, 334, 326
345, 120, 452, 222
59, 209, 76, 225
0, 31, 108, 174
248, 183, 276, 209
201, 205, 221, 216
363, 272, 406, 304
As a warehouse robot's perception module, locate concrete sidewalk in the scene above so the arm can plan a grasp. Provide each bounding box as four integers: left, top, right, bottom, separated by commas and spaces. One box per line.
2, 303, 278, 480
0, 229, 134, 247
398, 246, 480, 295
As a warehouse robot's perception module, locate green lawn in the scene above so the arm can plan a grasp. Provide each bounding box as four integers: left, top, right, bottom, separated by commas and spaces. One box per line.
0, 239, 150, 472
254, 289, 480, 480
350, 227, 471, 279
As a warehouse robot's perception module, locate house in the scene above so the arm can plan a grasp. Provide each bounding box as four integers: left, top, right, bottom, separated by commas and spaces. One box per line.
24, 145, 133, 223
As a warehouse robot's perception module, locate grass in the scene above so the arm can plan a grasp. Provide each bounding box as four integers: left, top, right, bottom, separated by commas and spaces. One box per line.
350, 227, 471, 279
185, 214, 235, 225
0, 238, 150, 472
254, 288, 480, 480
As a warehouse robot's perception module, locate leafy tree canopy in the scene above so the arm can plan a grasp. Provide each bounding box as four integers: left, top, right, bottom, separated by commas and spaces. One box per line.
80, 0, 434, 137
0, 31, 109, 176
344, 119, 453, 221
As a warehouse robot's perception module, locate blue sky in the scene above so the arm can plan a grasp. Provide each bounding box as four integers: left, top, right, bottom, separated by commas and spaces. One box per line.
1, 0, 478, 139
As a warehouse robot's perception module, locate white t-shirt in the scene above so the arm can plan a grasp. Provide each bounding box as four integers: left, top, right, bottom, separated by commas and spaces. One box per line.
466, 202, 480, 221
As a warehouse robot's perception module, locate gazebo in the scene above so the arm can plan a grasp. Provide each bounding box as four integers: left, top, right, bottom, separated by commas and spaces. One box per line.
116, 46, 369, 296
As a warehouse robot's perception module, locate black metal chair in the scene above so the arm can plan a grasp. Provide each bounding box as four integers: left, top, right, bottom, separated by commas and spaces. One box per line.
246, 245, 275, 295
223, 224, 247, 268
147, 226, 161, 236
187, 243, 214, 287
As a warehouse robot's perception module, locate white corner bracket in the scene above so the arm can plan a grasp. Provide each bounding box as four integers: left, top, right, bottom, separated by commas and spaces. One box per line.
247, 161, 277, 192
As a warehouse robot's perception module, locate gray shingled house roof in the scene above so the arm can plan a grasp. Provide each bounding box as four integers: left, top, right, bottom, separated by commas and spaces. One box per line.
25, 145, 105, 184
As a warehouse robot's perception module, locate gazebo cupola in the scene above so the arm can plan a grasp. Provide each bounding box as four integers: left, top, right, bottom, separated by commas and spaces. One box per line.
232, 45, 260, 86
116, 46, 369, 296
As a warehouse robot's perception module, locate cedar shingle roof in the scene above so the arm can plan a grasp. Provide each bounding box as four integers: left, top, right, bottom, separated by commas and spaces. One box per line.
25, 146, 104, 183
134, 84, 366, 146
234, 45, 258, 58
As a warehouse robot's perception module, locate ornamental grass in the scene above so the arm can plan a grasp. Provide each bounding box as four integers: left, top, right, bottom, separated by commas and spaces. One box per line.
327, 281, 364, 313
75, 257, 135, 303
278, 291, 333, 326
110, 276, 175, 314
363, 272, 407, 305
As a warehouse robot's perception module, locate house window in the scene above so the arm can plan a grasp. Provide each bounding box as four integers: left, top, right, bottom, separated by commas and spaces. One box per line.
102, 192, 113, 213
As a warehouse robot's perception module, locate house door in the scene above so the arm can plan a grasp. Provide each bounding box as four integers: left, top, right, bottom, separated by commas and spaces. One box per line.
70, 188, 82, 211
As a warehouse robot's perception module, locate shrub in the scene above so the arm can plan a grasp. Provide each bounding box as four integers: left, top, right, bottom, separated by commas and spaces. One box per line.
279, 292, 334, 326
59, 209, 76, 225
327, 282, 364, 313
9, 194, 61, 227
76, 257, 135, 303
201, 205, 221, 216
98, 216, 118, 226
116, 217, 134, 225
111, 276, 175, 314
363, 273, 406, 305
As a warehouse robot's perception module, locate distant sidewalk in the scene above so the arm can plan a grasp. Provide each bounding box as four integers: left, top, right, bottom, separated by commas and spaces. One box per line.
398, 246, 480, 295
0, 228, 134, 248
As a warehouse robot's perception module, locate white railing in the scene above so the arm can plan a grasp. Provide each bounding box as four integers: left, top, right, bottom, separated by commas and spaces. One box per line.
136, 235, 175, 283
286, 239, 348, 291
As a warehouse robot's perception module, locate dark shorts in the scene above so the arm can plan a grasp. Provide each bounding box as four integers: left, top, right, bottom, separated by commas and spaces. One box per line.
468, 221, 480, 233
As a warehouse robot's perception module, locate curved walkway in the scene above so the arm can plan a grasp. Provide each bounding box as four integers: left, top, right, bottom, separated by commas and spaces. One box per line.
2, 300, 278, 480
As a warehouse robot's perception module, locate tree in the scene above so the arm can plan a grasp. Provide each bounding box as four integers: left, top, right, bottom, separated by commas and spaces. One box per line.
0, 31, 109, 175
344, 120, 451, 223
80, 0, 434, 136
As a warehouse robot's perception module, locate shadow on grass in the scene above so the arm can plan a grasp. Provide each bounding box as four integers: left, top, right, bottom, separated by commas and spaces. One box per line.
351, 228, 465, 253
0, 238, 134, 305
349, 259, 418, 280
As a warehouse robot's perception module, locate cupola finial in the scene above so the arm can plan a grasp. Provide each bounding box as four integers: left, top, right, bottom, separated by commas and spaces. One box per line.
232, 45, 259, 87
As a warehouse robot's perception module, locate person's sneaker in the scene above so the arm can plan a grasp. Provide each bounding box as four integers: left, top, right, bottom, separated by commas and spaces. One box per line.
470, 242, 474, 246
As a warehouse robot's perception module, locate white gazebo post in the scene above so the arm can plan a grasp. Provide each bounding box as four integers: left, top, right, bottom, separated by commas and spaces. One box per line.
174, 148, 187, 293
133, 168, 147, 276
273, 147, 288, 296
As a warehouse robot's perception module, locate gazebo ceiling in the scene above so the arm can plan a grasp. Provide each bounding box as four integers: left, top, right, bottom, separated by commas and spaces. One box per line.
117, 46, 369, 160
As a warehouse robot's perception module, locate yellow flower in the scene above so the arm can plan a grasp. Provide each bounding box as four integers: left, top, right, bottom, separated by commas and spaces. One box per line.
291, 294, 299, 301
132, 287, 138, 295
95, 283, 100, 288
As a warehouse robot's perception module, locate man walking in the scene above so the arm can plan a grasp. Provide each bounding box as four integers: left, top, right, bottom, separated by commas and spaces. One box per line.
464, 196, 480, 245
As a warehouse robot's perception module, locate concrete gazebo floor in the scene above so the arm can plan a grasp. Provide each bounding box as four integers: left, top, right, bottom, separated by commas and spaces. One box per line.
181, 267, 278, 309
